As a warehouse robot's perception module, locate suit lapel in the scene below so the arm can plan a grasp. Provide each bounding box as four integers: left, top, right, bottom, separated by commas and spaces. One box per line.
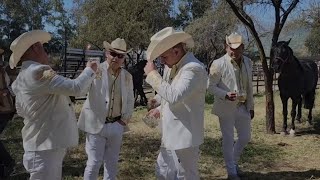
120, 69, 126, 114
101, 62, 110, 105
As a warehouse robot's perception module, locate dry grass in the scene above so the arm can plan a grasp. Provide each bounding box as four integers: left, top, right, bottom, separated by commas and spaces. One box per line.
2, 91, 320, 180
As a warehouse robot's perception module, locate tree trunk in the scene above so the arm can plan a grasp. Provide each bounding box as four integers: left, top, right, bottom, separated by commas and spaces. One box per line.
265, 71, 276, 133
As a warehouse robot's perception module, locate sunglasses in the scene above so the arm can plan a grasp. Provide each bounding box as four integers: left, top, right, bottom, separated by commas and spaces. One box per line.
110, 51, 125, 59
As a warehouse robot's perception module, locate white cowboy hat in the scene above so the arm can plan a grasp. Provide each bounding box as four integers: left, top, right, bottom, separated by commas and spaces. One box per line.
0, 48, 3, 55
9, 30, 51, 69
226, 32, 243, 49
103, 38, 132, 54
146, 27, 194, 61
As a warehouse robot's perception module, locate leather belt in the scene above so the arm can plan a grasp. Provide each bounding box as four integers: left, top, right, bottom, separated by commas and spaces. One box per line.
105, 116, 122, 124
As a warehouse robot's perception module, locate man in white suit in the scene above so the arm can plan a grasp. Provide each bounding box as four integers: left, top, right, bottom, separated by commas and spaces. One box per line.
208, 33, 254, 180
10, 30, 97, 179
144, 27, 207, 180
78, 38, 134, 180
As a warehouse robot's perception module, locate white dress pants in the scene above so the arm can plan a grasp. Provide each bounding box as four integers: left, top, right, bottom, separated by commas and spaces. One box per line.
84, 122, 124, 180
218, 105, 251, 176
23, 148, 66, 180
156, 146, 200, 180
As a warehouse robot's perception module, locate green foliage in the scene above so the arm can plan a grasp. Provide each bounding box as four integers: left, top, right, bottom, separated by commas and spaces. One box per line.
185, 1, 237, 66
305, 27, 320, 55
71, 0, 173, 51
173, 0, 212, 28
205, 92, 215, 104
0, 0, 73, 60
304, 3, 320, 55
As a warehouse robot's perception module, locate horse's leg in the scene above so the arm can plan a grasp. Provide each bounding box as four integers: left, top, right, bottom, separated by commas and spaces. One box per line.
296, 96, 302, 123
306, 108, 313, 127
133, 87, 138, 107
305, 90, 315, 127
290, 97, 299, 136
137, 85, 146, 106
140, 86, 148, 106
280, 94, 289, 135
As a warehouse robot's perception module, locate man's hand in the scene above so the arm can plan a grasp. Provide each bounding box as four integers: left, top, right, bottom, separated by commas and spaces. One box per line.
147, 108, 160, 119
225, 92, 237, 101
250, 110, 254, 119
147, 99, 158, 111
144, 61, 156, 75
86, 61, 98, 72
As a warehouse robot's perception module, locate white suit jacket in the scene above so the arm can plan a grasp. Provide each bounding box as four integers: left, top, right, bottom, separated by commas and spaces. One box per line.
78, 62, 134, 134
12, 61, 95, 151
207, 54, 254, 117
146, 52, 207, 150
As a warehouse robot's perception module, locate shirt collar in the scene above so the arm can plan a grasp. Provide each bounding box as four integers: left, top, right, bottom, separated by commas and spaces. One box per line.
226, 54, 244, 67
172, 52, 190, 71
21, 60, 42, 69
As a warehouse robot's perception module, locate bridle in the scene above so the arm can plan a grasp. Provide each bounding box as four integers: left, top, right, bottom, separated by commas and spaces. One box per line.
272, 43, 293, 73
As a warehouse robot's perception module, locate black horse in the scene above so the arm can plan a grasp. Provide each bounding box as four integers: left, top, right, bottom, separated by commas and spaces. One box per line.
271, 40, 318, 136
128, 60, 148, 106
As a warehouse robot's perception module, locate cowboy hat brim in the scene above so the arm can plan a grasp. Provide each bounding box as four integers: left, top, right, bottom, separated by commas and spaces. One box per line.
103, 41, 132, 54
225, 34, 243, 49
226, 43, 242, 49
146, 32, 194, 62
9, 30, 51, 69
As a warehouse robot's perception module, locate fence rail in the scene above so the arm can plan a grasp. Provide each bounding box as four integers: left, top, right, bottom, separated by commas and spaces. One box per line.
252, 63, 320, 93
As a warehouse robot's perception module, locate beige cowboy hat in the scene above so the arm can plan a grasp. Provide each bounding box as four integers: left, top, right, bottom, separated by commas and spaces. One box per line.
146, 27, 194, 61
103, 38, 132, 54
0, 48, 4, 55
9, 30, 51, 69
226, 32, 243, 49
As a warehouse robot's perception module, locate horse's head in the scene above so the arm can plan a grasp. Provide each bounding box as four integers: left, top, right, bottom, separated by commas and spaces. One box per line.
270, 39, 293, 73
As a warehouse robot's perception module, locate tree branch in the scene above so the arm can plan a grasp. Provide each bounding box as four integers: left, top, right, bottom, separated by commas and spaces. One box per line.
225, 0, 268, 74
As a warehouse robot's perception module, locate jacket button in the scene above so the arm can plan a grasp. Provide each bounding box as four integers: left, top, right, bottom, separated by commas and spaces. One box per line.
69, 103, 71, 106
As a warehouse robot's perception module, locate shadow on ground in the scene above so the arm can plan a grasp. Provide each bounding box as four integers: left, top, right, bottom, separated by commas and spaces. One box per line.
295, 112, 320, 136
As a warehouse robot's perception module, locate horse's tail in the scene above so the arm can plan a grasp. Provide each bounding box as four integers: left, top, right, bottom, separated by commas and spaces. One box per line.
303, 91, 316, 109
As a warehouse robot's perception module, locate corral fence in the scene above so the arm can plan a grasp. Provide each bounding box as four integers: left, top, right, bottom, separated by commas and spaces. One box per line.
58, 48, 320, 97
252, 56, 320, 93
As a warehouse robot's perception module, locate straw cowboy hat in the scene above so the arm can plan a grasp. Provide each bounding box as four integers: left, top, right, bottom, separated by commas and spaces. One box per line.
146, 27, 194, 61
103, 38, 132, 54
226, 32, 243, 49
9, 30, 51, 69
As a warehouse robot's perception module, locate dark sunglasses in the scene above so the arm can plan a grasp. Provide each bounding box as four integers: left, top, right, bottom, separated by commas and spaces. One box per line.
110, 51, 125, 59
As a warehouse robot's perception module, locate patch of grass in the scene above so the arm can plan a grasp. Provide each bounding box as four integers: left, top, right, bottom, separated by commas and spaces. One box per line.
1, 90, 320, 179
205, 93, 214, 104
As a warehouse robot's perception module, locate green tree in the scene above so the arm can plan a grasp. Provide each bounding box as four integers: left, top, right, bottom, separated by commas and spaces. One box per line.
185, 1, 237, 66
173, 0, 212, 28
71, 0, 173, 65
304, 2, 320, 55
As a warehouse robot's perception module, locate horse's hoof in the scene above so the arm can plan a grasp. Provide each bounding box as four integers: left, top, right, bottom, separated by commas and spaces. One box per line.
306, 121, 313, 127
289, 129, 296, 137
280, 131, 288, 136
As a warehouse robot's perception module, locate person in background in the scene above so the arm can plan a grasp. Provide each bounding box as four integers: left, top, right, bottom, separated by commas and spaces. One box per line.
207, 32, 254, 180
0, 48, 16, 178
